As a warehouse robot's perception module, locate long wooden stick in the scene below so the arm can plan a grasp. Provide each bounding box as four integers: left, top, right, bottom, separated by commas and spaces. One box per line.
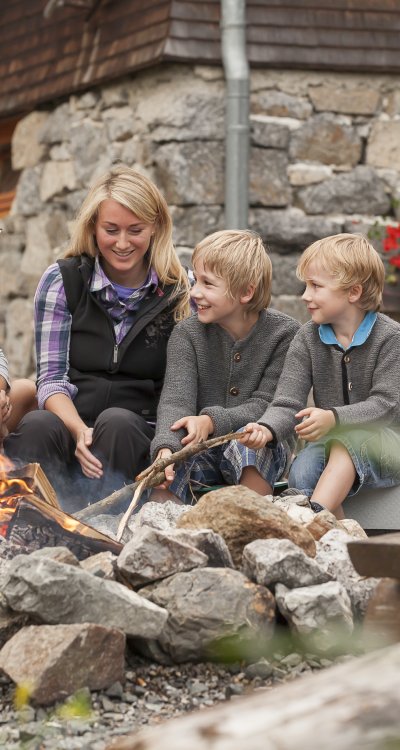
115, 430, 244, 541
75, 431, 243, 522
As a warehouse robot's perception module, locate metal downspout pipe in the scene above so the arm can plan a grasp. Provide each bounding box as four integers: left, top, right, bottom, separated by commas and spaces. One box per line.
220, 0, 250, 229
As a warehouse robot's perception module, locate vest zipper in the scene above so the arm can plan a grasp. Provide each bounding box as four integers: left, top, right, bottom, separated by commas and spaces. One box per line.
113, 344, 118, 364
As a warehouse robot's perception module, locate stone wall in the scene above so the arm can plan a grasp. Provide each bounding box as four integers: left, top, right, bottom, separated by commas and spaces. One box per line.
1, 63, 400, 377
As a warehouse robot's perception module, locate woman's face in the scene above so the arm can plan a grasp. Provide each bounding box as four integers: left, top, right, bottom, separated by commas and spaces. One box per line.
95, 199, 154, 287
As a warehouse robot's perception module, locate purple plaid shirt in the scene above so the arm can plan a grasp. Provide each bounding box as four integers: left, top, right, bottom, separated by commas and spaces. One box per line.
34, 257, 159, 409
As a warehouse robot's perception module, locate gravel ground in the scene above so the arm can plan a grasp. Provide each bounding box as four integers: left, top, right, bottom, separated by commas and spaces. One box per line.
0, 649, 350, 750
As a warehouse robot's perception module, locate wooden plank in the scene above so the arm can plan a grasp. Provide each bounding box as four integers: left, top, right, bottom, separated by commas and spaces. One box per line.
249, 0, 400, 9
248, 43, 400, 71
0, 190, 16, 218
347, 533, 400, 579
106, 644, 400, 750
247, 6, 400, 30
2, 0, 400, 122
248, 25, 400, 50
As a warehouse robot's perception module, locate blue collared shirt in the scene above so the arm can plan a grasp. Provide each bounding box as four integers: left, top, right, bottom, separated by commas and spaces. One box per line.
319, 311, 378, 350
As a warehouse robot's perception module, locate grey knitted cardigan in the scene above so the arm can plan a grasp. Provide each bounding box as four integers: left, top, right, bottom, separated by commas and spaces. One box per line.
260, 313, 400, 442
151, 308, 300, 459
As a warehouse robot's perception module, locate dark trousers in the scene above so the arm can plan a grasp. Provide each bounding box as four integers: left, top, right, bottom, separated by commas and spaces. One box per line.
4, 407, 154, 513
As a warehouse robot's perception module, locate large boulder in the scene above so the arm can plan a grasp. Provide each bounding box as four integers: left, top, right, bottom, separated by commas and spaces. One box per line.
1, 555, 167, 638
0, 623, 125, 705
242, 538, 331, 589
137, 567, 275, 663
176, 486, 316, 565
116, 525, 208, 587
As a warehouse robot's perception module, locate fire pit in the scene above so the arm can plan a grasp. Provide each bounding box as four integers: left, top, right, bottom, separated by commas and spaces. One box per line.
0, 455, 122, 560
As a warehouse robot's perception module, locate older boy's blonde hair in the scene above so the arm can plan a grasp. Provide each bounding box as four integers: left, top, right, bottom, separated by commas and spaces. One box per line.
297, 233, 385, 311
192, 229, 272, 313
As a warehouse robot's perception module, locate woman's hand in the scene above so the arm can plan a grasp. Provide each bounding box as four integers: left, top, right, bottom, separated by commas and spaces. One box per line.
154, 448, 174, 489
238, 422, 273, 449
75, 427, 103, 478
171, 415, 213, 447
295, 407, 335, 442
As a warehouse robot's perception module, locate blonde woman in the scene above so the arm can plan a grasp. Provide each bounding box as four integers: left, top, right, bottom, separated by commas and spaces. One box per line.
4, 166, 190, 511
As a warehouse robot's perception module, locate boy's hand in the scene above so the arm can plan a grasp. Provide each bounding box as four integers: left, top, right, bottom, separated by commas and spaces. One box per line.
171, 415, 213, 447
239, 423, 273, 449
295, 407, 335, 442
154, 448, 174, 488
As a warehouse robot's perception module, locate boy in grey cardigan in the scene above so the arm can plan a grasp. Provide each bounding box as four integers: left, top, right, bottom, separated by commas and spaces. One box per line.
241, 233, 400, 519
150, 230, 300, 503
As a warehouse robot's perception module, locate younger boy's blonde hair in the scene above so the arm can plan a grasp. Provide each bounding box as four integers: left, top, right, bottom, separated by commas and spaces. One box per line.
296, 233, 385, 311
192, 229, 272, 313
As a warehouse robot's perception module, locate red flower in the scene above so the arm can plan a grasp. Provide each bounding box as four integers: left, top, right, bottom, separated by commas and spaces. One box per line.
383, 225, 400, 252
389, 256, 400, 268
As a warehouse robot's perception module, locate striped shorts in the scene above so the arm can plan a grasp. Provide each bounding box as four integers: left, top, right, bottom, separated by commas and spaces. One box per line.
168, 433, 290, 504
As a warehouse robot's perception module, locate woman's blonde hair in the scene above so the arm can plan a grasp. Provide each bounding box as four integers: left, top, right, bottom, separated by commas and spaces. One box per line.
297, 233, 385, 311
65, 165, 190, 319
192, 230, 272, 313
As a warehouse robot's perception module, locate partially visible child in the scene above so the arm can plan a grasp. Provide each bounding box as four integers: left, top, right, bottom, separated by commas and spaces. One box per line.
150, 230, 300, 502
241, 233, 400, 519
0, 348, 37, 444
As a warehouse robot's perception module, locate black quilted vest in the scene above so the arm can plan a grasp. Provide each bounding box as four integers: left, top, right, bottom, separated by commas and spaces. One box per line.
58, 255, 178, 424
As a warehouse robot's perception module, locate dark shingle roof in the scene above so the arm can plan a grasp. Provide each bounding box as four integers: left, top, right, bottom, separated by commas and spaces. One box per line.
1, 0, 400, 119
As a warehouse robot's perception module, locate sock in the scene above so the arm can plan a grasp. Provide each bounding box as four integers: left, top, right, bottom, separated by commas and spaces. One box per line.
310, 501, 326, 513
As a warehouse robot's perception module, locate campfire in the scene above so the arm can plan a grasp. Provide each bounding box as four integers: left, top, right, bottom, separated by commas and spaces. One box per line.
0, 454, 122, 560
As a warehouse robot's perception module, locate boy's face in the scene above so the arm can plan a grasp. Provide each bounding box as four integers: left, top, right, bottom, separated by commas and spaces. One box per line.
190, 259, 244, 329
302, 262, 355, 326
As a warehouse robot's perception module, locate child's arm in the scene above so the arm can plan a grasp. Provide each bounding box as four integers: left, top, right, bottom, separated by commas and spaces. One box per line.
332, 334, 400, 428
243, 328, 313, 445
151, 325, 202, 460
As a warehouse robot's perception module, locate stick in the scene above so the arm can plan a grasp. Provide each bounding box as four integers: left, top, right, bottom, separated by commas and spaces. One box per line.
114, 430, 244, 542
75, 431, 244, 522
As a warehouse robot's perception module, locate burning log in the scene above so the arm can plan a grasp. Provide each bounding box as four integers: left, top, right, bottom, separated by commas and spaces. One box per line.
0, 455, 122, 560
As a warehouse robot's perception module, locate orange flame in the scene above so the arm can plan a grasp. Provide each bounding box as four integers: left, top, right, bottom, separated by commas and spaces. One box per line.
0, 454, 34, 537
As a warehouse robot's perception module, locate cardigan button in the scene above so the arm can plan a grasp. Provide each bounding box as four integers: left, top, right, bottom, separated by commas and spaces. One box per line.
344, 355, 350, 363
233, 352, 241, 362
229, 386, 239, 396
348, 382, 353, 390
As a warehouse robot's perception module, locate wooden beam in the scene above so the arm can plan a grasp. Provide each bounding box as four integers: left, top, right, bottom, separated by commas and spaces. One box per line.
106, 643, 400, 750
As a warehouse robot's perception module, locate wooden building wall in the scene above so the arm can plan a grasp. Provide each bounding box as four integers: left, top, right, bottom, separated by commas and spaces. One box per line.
1, 0, 400, 120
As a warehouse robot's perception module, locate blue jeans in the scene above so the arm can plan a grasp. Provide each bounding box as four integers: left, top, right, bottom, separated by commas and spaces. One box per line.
288, 426, 400, 497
